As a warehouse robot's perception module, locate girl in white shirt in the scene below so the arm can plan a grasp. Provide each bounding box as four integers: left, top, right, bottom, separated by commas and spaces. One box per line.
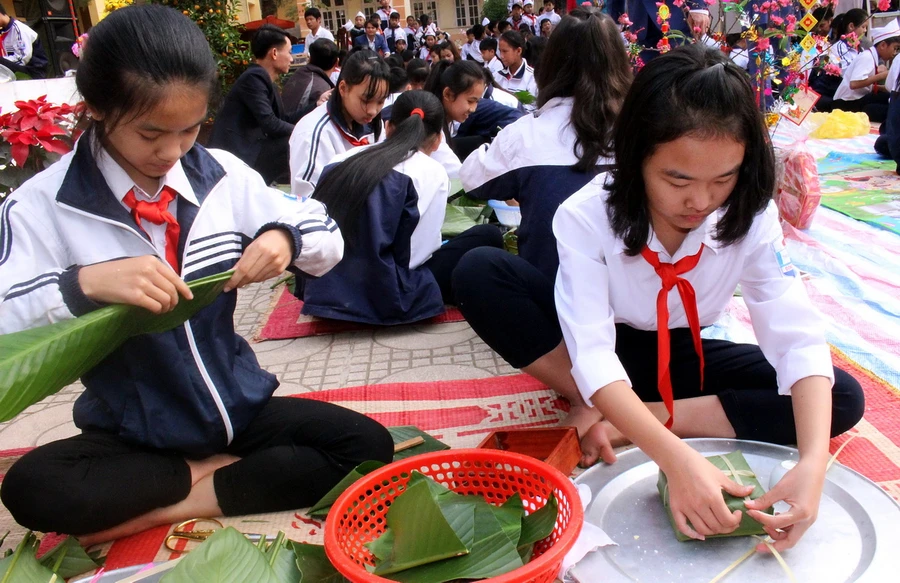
497, 30, 538, 111
464, 45, 863, 553
557, 45, 862, 552
289, 50, 391, 199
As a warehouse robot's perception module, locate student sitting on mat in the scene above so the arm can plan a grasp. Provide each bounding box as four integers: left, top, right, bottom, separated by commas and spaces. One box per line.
832, 20, 900, 123
301, 91, 503, 325
0, 5, 393, 545
461, 45, 864, 550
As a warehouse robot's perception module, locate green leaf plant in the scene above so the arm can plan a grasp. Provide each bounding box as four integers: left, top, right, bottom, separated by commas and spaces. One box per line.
0, 271, 233, 422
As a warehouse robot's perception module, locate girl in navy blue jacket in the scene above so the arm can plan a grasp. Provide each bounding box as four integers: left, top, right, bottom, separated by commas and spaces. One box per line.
0, 5, 393, 545
425, 59, 523, 160
301, 91, 502, 324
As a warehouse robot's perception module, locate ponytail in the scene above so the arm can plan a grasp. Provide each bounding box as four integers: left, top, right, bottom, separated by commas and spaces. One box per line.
313, 90, 444, 242
831, 9, 867, 42
330, 49, 391, 142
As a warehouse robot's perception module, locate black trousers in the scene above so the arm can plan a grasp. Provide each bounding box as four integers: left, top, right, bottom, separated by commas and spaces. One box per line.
424, 223, 504, 304
453, 248, 865, 445
253, 135, 291, 185
0, 397, 394, 535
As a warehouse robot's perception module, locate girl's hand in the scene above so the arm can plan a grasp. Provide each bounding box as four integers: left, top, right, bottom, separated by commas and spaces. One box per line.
744, 459, 826, 553
665, 449, 755, 540
224, 229, 293, 292
79, 256, 193, 314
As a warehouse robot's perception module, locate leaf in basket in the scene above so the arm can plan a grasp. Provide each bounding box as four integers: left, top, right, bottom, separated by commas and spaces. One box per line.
0, 271, 232, 423
385, 499, 524, 583
0, 532, 58, 583
389, 426, 450, 461
372, 476, 470, 575
441, 205, 480, 238
307, 460, 386, 517
159, 527, 282, 583
263, 533, 301, 583
289, 542, 351, 583
518, 493, 558, 549
492, 494, 525, 545
38, 535, 104, 578
365, 528, 395, 562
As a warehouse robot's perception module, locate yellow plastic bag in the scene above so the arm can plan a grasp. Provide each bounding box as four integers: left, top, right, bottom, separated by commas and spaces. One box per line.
809, 110, 871, 139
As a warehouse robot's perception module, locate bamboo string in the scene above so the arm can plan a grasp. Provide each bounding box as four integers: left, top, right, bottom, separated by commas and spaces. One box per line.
717, 454, 754, 503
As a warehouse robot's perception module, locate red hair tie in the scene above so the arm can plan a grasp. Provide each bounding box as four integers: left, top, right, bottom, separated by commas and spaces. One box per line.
410, 108, 425, 119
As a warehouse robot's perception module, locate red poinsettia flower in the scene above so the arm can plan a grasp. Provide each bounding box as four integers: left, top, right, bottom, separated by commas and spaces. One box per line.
1, 95, 80, 169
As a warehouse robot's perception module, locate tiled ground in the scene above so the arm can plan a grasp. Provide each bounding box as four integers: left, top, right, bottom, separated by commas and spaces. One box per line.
0, 279, 516, 449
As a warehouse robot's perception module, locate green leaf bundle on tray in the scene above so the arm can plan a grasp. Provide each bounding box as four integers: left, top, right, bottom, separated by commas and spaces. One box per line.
657, 450, 774, 542
0, 271, 232, 423
363, 471, 558, 582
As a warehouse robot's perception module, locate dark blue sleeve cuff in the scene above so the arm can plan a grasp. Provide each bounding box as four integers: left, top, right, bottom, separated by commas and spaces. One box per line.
255, 222, 303, 262
59, 266, 106, 317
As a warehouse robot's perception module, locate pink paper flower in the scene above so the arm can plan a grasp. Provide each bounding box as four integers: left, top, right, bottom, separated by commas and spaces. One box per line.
756, 37, 771, 51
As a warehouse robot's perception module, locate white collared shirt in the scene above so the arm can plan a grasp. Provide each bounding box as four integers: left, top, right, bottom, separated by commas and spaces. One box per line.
305, 27, 335, 49
497, 58, 538, 112
485, 56, 504, 77
834, 46, 879, 101
887, 55, 900, 93
96, 148, 198, 260
553, 175, 834, 406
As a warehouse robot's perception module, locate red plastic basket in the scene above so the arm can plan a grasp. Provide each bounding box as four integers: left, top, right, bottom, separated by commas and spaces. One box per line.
324, 449, 583, 583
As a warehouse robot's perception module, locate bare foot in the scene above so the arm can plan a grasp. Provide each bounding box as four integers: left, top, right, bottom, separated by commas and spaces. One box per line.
578, 420, 631, 467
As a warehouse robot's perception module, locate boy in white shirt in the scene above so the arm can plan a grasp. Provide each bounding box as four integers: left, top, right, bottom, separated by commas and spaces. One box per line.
480, 37, 505, 77
832, 20, 900, 123
304, 7, 335, 48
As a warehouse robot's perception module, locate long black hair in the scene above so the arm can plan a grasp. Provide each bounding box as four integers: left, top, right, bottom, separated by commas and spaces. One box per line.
605, 45, 774, 256
536, 8, 631, 171
830, 9, 867, 43
314, 90, 444, 242
424, 59, 485, 142
330, 49, 391, 141
76, 4, 218, 145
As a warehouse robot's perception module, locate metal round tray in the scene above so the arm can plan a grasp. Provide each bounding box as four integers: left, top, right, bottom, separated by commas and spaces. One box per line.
571, 438, 900, 583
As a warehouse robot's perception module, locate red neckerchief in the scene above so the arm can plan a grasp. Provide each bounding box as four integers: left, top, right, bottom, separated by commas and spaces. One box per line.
640, 243, 706, 430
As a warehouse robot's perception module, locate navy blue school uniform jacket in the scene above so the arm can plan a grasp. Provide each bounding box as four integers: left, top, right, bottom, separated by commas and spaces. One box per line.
461, 97, 611, 280
302, 149, 449, 325
455, 98, 524, 142
0, 132, 343, 456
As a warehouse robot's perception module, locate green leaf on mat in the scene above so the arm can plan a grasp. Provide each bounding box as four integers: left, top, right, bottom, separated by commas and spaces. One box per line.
0, 533, 61, 583
39, 535, 104, 578
518, 493, 558, 548
160, 527, 282, 583
290, 542, 351, 583
0, 271, 233, 423
372, 476, 470, 576
388, 426, 450, 461
264, 533, 301, 583
441, 205, 481, 238
448, 194, 483, 207
307, 460, 386, 517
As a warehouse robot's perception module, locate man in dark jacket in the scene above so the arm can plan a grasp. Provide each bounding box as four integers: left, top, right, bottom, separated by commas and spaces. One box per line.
282, 38, 338, 116
209, 25, 299, 184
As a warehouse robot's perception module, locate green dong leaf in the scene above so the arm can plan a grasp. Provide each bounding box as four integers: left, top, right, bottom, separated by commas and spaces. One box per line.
39, 536, 104, 579
388, 426, 451, 461
0, 533, 57, 583
159, 527, 282, 583
0, 271, 232, 422
307, 460, 386, 518
289, 542, 351, 583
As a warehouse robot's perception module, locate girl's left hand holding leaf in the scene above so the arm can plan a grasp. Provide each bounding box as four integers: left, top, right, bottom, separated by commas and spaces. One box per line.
745, 457, 827, 553
224, 229, 294, 292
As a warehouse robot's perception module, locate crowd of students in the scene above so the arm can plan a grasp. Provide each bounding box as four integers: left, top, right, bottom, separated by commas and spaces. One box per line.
0, 1, 872, 557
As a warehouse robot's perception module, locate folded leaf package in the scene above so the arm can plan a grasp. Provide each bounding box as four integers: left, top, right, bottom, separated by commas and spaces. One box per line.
657, 450, 774, 542
0, 271, 232, 423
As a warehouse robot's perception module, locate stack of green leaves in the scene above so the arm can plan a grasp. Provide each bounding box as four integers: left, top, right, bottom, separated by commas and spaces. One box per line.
0, 532, 104, 581
363, 472, 558, 583
0, 271, 232, 423
160, 529, 348, 583
657, 450, 774, 542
